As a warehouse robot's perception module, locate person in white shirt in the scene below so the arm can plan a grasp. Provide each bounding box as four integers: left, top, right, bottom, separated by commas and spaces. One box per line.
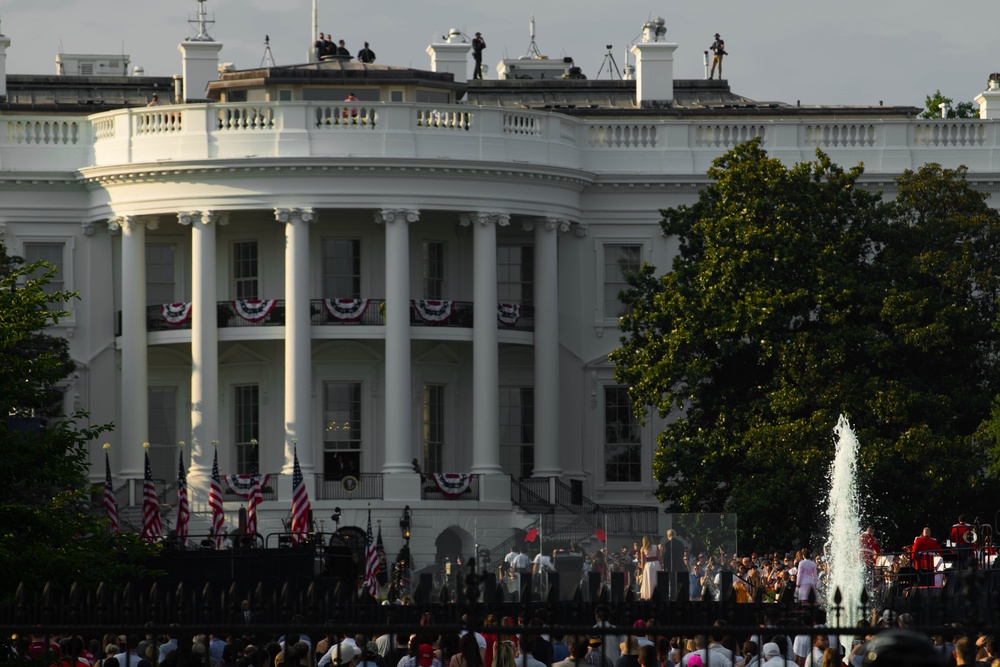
795, 550, 818, 602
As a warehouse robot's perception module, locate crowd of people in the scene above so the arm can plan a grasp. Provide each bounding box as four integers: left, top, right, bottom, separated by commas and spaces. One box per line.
313, 34, 376, 63
10, 601, 998, 667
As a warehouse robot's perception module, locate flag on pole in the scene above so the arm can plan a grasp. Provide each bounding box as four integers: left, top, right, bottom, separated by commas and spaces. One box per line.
247, 456, 263, 542
176, 444, 190, 545
209, 445, 225, 547
103, 444, 119, 535
363, 509, 379, 595
375, 524, 388, 586
141, 446, 162, 542
290, 446, 310, 545
594, 528, 607, 542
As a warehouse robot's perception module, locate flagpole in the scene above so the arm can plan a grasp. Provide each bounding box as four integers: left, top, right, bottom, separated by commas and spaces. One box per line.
310, 0, 318, 63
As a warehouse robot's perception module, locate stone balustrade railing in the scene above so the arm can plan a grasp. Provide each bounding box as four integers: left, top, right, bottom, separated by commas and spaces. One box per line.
3, 103, 1000, 176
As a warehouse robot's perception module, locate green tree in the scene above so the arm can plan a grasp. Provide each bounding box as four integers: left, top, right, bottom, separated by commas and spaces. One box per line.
920, 89, 978, 119
611, 139, 1000, 549
0, 243, 154, 596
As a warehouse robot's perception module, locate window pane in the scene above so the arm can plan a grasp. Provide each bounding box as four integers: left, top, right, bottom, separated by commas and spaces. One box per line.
423, 242, 445, 299
146, 244, 176, 305
604, 386, 641, 483
603, 244, 641, 317
321, 239, 361, 298
23, 242, 65, 301
497, 246, 533, 307
500, 386, 534, 479
234, 384, 260, 474
323, 382, 361, 480
233, 241, 258, 299
423, 384, 445, 473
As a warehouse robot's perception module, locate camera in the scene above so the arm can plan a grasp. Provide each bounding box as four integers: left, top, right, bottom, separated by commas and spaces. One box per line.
606, 44, 613, 50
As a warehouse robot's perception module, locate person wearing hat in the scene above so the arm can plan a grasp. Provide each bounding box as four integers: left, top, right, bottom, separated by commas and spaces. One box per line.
584, 637, 612, 667
471, 32, 486, 80
708, 33, 726, 79
614, 637, 640, 667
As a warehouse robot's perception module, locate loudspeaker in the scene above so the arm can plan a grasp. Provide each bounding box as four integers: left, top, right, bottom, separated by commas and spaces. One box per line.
611, 571, 625, 605
554, 553, 584, 601
589, 571, 602, 601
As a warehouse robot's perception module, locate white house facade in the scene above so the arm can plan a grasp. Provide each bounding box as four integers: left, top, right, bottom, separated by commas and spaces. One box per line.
3, 10, 1000, 571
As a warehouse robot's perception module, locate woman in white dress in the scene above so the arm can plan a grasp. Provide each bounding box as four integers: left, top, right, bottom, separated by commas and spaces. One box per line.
639, 534, 661, 600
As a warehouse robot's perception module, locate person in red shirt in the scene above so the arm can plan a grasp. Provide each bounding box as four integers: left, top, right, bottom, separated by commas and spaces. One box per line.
860, 526, 881, 587
950, 515, 976, 570
912, 527, 941, 586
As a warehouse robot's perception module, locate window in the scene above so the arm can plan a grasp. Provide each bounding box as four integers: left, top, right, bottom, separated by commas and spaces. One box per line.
146, 244, 176, 305
390, 91, 404, 103
500, 387, 534, 479
232, 240, 258, 299
147, 386, 178, 482
423, 241, 445, 299
233, 384, 260, 474
321, 239, 361, 298
423, 384, 445, 473
23, 242, 66, 307
497, 246, 534, 307
323, 382, 362, 480
278, 90, 293, 101
603, 244, 642, 318
604, 386, 641, 483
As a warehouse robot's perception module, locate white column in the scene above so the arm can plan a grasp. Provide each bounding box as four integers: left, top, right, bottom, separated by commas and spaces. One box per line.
462, 212, 508, 475
113, 215, 151, 479
377, 208, 419, 476
275, 208, 316, 475
179, 211, 222, 487
530, 217, 565, 478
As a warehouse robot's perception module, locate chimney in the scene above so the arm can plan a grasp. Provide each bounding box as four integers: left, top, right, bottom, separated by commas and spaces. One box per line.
178, 0, 223, 102
975, 74, 1000, 119
427, 28, 473, 84
0, 17, 11, 101
630, 17, 678, 107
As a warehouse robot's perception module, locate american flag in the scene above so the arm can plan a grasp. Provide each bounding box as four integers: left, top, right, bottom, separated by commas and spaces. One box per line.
141, 448, 161, 542
375, 524, 387, 585
103, 446, 118, 534
209, 447, 225, 547
247, 460, 262, 541
289, 447, 310, 545
175, 447, 190, 545
363, 509, 379, 595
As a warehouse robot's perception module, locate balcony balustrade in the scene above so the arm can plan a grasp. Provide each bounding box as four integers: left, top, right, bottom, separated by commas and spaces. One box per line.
122, 299, 534, 334
6, 103, 999, 177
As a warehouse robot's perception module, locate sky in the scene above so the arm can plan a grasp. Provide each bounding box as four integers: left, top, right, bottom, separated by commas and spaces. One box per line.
2, 0, 999, 110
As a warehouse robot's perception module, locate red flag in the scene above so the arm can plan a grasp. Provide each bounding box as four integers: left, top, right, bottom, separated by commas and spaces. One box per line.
290, 447, 311, 544
103, 446, 119, 535
524, 528, 539, 543
141, 449, 162, 542
176, 447, 190, 545
209, 447, 225, 547
594, 528, 607, 542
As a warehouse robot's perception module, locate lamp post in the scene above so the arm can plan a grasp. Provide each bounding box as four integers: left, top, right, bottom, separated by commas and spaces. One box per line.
399, 505, 411, 545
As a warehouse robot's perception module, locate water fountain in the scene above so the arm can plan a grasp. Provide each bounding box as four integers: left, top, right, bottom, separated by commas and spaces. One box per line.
824, 414, 865, 627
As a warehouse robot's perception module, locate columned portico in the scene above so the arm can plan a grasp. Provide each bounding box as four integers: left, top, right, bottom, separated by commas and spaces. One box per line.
462, 211, 508, 475
529, 217, 566, 478
376, 208, 422, 500
178, 210, 223, 490
275, 208, 315, 476
113, 214, 153, 480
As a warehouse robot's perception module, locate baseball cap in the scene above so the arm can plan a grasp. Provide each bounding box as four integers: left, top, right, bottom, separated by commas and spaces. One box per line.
331, 642, 360, 666
418, 644, 435, 667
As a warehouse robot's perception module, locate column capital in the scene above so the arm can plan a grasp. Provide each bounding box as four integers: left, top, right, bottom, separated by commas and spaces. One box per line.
523, 216, 571, 233
81, 221, 95, 236
179, 210, 231, 226
459, 212, 510, 228
274, 207, 318, 224
374, 208, 420, 224
107, 215, 151, 234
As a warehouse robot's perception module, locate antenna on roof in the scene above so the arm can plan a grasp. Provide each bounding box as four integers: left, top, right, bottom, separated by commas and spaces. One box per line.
260, 34, 275, 68
525, 15, 542, 58
188, 0, 215, 42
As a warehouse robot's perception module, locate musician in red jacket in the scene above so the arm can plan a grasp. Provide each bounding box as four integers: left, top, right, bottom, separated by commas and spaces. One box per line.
911, 527, 941, 586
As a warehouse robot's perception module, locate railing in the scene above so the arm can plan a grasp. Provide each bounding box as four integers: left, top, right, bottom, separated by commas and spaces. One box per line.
6, 102, 1000, 176
421, 474, 480, 500
315, 472, 384, 500
553, 479, 658, 536
221, 475, 279, 502
511, 477, 553, 512
131, 300, 534, 334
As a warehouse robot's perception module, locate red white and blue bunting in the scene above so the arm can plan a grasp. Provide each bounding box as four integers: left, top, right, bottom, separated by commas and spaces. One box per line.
224, 474, 273, 499
161, 302, 193, 326
497, 303, 521, 327
323, 298, 370, 322
233, 299, 277, 323
430, 473, 472, 498
412, 299, 453, 323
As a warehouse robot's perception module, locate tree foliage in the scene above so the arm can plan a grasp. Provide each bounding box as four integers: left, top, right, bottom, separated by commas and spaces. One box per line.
0, 243, 155, 596
611, 140, 1000, 550
920, 89, 978, 119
